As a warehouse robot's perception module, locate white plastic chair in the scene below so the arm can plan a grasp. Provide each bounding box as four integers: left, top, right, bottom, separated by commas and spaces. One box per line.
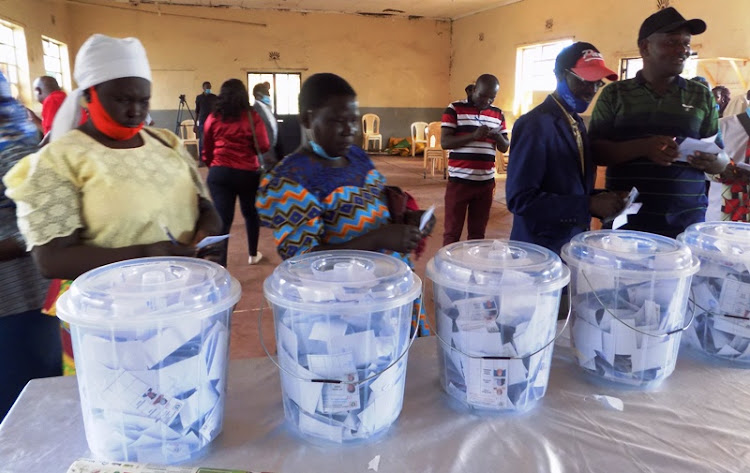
410, 121, 429, 157
362, 113, 382, 151
423, 121, 447, 179
179, 119, 199, 148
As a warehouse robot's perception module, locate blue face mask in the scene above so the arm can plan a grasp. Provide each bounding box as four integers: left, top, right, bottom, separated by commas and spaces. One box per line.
259, 95, 272, 106
204, 89, 211, 95
309, 140, 342, 160
556, 79, 589, 113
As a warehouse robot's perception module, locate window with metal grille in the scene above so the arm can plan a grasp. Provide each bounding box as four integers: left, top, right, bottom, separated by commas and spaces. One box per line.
0, 20, 23, 98
514, 39, 574, 116
42, 37, 67, 88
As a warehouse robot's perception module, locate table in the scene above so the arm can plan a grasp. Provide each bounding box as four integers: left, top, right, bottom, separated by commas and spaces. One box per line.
2, 331, 750, 473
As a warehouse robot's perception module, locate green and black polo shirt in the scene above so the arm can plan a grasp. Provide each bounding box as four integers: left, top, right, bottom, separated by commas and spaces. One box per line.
589, 71, 720, 238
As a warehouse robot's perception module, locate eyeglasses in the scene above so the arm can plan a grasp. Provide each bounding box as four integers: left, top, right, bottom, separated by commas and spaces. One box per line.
566, 69, 605, 89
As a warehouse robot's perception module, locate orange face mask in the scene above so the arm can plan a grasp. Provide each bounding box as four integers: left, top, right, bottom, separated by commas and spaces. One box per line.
86, 87, 144, 140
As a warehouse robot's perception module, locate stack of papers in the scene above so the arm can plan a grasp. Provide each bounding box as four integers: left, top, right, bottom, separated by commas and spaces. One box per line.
77, 314, 230, 463
434, 284, 559, 411
275, 306, 411, 443
570, 273, 689, 385
686, 259, 750, 361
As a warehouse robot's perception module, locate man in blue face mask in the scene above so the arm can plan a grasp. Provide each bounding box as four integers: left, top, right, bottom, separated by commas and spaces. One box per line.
506, 41, 624, 255
252, 82, 278, 169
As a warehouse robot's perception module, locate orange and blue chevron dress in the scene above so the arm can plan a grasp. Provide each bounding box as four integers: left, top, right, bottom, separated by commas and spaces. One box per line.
257, 145, 429, 336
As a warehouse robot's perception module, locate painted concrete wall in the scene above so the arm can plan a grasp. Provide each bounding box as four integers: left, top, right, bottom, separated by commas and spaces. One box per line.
0, 0, 72, 108
2, 0, 451, 143
60, 2, 452, 143
5, 0, 749, 140
452, 0, 750, 124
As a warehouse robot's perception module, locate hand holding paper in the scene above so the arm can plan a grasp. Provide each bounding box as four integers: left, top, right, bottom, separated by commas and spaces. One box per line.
602, 187, 642, 229
163, 225, 229, 249
677, 134, 722, 163
419, 204, 436, 233
643, 135, 679, 166
194, 234, 230, 249
590, 192, 626, 221
612, 203, 642, 230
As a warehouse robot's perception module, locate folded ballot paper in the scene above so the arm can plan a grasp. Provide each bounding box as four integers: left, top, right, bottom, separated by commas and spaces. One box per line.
67, 458, 273, 473
570, 280, 686, 385
163, 225, 230, 249
78, 315, 230, 463
434, 284, 558, 411
275, 308, 409, 443
603, 187, 642, 230
687, 260, 750, 361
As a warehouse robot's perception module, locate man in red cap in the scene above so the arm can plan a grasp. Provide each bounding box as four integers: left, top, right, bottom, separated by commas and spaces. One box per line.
589, 7, 728, 238
507, 42, 624, 256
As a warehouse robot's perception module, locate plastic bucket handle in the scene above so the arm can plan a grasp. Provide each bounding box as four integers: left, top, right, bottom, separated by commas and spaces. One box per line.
433, 287, 572, 361
258, 296, 421, 386
689, 294, 750, 321
579, 269, 696, 339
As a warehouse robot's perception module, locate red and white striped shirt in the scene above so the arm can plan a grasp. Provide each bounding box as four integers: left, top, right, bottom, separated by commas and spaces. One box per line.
442, 99, 506, 183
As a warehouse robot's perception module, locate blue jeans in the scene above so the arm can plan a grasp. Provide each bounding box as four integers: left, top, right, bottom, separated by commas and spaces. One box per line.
0, 309, 62, 421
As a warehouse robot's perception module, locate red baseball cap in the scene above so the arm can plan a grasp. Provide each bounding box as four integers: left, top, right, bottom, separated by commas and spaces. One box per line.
556, 42, 618, 82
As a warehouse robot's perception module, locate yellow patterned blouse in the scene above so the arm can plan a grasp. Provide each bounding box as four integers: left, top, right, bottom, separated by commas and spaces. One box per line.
3, 128, 208, 249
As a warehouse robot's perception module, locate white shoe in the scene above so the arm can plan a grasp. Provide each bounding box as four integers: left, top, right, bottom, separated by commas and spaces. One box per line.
248, 252, 263, 265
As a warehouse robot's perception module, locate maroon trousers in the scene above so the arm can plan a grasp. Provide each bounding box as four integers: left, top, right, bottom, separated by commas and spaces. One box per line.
443, 179, 495, 246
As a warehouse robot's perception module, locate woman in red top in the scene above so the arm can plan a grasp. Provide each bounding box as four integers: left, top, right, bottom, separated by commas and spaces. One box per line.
202, 79, 270, 265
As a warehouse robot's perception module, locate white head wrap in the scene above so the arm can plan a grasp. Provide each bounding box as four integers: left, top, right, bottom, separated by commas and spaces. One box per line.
50, 34, 152, 142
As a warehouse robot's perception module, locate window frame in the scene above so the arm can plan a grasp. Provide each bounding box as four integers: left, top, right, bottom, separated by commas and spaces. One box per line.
619, 53, 699, 81
513, 38, 574, 116
246, 72, 302, 115
0, 18, 25, 99
41, 36, 72, 92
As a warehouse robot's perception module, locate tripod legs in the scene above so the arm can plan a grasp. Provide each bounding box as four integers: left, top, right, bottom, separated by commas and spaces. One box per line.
174, 98, 197, 135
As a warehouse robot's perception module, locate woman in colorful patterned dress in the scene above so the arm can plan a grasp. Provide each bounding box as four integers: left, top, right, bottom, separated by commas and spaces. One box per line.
256, 73, 433, 335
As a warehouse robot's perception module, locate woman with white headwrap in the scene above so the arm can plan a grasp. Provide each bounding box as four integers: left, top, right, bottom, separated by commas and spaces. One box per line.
3, 34, 222, 375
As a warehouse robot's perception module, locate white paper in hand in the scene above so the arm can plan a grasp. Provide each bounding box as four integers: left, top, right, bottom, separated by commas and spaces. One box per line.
604, 187, 639, 226
604, 187, 642, 229
419, 204, 436, 232
162, 225, 229, 249
195, 234, 230, 249
612, 202, 642, 229
677, 134, 721, 162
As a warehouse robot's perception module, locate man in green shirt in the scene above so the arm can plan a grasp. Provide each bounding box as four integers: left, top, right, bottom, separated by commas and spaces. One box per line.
589, 7, 728, 237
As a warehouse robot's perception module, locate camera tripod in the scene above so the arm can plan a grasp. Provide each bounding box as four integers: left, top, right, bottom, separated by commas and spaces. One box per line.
174, 94, 196, 135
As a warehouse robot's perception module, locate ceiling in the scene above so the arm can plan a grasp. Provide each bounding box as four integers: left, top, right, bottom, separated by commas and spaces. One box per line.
114, 0, 523, 20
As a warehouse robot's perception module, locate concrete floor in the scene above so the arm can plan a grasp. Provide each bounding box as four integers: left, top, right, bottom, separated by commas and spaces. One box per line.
210, 155, 513, 360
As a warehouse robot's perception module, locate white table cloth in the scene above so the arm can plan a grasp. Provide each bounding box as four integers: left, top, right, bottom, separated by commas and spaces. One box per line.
2, 330, 750, 473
